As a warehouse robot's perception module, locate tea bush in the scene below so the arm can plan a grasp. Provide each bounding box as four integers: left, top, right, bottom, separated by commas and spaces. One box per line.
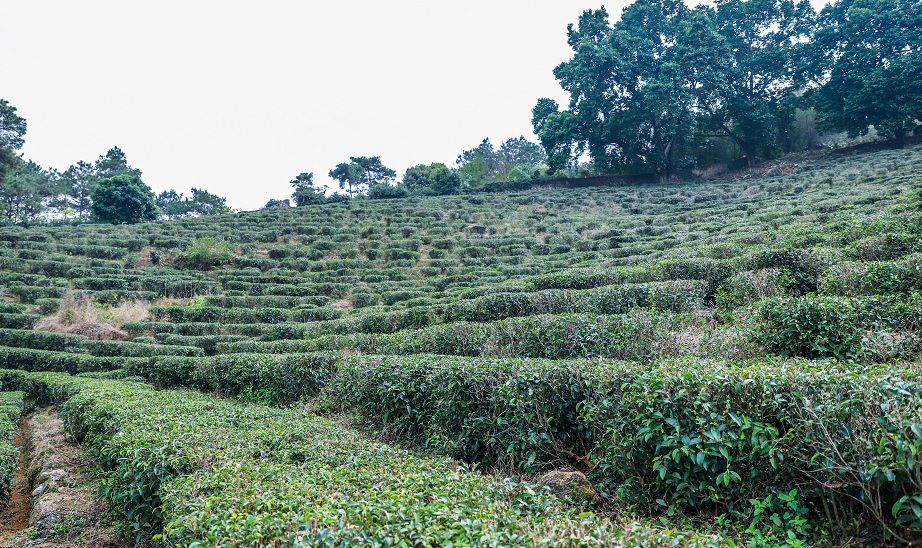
0, 390, 23, 502
0, 370, 719, 547
320, 354, 922, 536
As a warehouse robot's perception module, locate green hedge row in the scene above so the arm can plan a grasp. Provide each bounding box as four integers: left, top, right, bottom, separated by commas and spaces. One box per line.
0, 371, 707, 547
0, 328, 88, 352
523, 250, 833, 302
122, 321, 268, 338
82, 340, 205, 358
153, 334, 249, 356
216, 311, 694, 362
5, 284, 66, 303
202, 295, 331, 309
0, 345, 150, 374
442, 280, 704, 323
58, 244, 129, 259
0, 390, 23, 502
0, 303, 27, 314
0, 313, 41, 330
820, 255, 922, 297
365, 311, 692, 362
0, 330, 205, 358
319, 354, 922, 536
150, 305, 342, 324
123, 353, 337, 405
752, 295, 922, 363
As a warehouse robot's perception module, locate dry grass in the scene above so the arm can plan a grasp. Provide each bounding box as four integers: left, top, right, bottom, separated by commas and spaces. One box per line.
36, 295, 152, 341
331, 299, 354, 312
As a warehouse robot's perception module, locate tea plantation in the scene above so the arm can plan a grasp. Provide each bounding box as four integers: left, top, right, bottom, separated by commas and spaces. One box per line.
1, 145, 922, 546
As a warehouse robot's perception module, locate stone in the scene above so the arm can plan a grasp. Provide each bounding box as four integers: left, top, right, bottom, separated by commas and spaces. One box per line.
36, 468, 66, 486
536, 470, 601, 505
29, 500, 59, 527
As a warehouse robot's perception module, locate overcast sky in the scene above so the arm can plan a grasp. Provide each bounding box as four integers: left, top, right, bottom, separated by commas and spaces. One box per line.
2, 1, 619, 211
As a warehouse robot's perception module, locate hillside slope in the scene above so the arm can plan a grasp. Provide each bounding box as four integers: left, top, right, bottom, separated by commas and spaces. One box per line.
0, 144, 921, 545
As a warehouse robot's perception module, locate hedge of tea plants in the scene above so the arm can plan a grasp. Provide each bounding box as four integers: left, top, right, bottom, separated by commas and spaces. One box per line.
116, 350, 922, 536
0, 390, 23, 502
0, 369, 720, 547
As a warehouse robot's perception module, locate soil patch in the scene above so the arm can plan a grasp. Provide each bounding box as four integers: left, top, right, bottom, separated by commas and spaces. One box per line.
0, 408, 128, 548
0, 419, 31, 538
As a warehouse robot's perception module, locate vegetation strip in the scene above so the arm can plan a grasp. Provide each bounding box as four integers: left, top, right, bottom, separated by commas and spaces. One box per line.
0, 390, 23, 502
0, 369, 720, 547
121, 350, 922, 539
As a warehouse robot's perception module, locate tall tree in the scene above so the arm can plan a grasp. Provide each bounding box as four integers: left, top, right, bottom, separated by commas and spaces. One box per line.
496, 137, 547, 181
807, 0, 922, 146
94, 146, 142, 179
0, 160, 54, 222
697, 0, 815, 164
456, 138, 499, 185
534, 2, 700, 184
402, 164, 439, 191
55, 161, 97, 218
91, 174, 158, 224
429, 165, 462, 195
350, 156, 397, 188
187, 187, 228, 216
531, 99, 584, 173
0, 100, 28, 212
289, 172, 325, 206
0, 100, 26, 152
455, 137, 546, 184
329, 162, 366, 197
156, 190, 189, 219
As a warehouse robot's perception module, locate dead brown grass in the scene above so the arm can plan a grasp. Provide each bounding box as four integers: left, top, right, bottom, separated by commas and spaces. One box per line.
36, 295, 152, 341
331, 299, 354, 312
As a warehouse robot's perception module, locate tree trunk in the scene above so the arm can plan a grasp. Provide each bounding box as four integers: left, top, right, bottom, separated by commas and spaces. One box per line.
894, 128, 907, 149
746, 149, 758, 167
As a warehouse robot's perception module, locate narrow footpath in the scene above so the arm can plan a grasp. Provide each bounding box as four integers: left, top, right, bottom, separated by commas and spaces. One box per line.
0, 408, 128, 548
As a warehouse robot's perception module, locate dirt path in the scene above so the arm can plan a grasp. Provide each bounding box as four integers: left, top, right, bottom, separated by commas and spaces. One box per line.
0, 408, 128, 548
0, 419, 31, 539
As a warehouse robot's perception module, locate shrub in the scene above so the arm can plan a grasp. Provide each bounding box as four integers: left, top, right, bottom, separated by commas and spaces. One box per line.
752, 296, 866, 361
173, 238, 235, 270
368, 184, 409, 200
0, 314, 40, 329
0, 391, 24, 501
0, 371, 668, 547
0, 328, 88, 352
350, 292, 379, 309
321, 355, 922, 537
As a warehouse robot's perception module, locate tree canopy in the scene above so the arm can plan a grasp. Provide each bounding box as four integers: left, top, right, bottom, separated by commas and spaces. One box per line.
289, 172, 326, 206
0, 99, 28, 218
534, 2, 703, 183
533, 0, 920, 182
91, 174, 158, 224
455, 137, 546, 186
329, 157, 395, 197
808, 0, 922, 145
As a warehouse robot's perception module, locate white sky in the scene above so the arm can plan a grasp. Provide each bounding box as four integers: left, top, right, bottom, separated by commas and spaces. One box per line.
2, 1, 613, 211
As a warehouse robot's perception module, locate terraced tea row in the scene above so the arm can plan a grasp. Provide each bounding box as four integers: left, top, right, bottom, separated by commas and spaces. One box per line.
0, 370, 718, 548
0, 144, 920, 543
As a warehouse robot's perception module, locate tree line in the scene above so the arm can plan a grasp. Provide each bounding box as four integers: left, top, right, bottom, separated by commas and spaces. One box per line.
0, 100, 230, 224
268, 136, 548, 208
532, 0, 922, 183
272, 0, 921, 207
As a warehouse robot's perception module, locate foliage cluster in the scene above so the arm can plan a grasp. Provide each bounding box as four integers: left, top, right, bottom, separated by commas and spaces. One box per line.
0, 390, 23, 502
0, 370, 721, 547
